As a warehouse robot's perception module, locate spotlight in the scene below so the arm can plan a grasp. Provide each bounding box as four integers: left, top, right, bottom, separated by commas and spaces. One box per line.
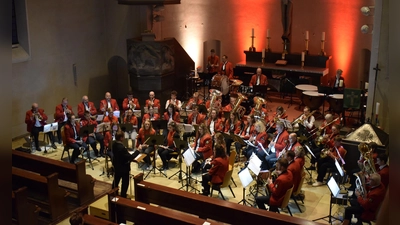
361, 25, 370, 34
361, 6, 374, 16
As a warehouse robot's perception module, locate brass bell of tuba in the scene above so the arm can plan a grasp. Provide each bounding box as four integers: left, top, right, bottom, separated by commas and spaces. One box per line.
232, 93, 247, 118
208, 89, 222, 117
253, 96, 266, 118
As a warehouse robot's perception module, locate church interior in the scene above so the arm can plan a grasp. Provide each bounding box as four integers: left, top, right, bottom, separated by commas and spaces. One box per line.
10, 0, 393, 224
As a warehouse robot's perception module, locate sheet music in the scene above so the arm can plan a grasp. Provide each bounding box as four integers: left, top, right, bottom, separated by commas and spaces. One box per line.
43, 124, 51, 133
258, 143, 269, 156
244, 140, 256, 148
238, 167, 253, 188
305, 145, 316, 158
248, 153, 262, 175
114, 110, 120, 118
279, 118, 292, 130
134, 153, 145, 161
327, 176, 340, 198
183, 124, 195, 132
182, 146, 196, 166
50, 122, 58, 131
96, 114, 104, 121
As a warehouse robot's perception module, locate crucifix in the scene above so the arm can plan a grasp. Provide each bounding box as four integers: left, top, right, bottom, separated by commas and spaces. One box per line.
370, 64, 381, 124
346, 91, 358, 107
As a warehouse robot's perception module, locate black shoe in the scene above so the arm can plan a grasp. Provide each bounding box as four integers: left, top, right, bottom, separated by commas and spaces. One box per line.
201, 192, 210, 196
306, 166, 316, 170
52, 143, 57, 149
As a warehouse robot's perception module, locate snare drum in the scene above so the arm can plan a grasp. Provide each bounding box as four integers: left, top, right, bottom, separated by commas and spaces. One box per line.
302, 91, 324, 111
211, 74, 229, 95
328, 94, 344, 114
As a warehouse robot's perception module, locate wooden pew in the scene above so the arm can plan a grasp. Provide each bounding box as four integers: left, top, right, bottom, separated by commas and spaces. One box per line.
12, 167, 70, 221
133, 173, 323, 225
12, 150, 95, 205
12, 187, 40, 225
83, 214, 118, 225
107, 189, 221, 225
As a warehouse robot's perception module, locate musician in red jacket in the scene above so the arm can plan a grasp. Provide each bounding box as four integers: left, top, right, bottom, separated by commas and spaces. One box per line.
145, 91, 161, 109
64, 114, 88, 163
265, 121, 290, 170
142, 105, 160, 124
256, 158, 293, 212
206, 108, 224, 136
235, 115, 256, 156
376, 153, 389, 189
207, 49, 220, 74
201, 145, 229, 196
344, 173, 386, 223
186, 92, 204, 110
103, 108, 119, 151
55, 98, 74, 144
136, 119, 156, 170
163, 104, 181, 123
267, 106, 288, 133
25, 103, 57, 151
223, 112, 242, 155
219, 55, 234, 79
187, 105, 206, 125
80, 111, 105, 157
243, 120, 268, 163
157, 121, 181, 170
193, 123, 213, 160
122, 90, 140, 113
286, 151, 302, 192
77, 95, 97, 119
249, 67, 268, 87
100, 92, 119, 113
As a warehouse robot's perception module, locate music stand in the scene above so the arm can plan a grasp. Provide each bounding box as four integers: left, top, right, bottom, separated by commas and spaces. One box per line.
253, 85, 268, 100
118, 123, 136, 133
197, 72, 211, 99
143, 134, 167, 179
197, 104, 208, 115
283, 78, 296, 108
96, 122, 111, 133
151, 120, 168, 134
79, 124, 99, 170
168, 138, 188, 182
237, 167, 254, 205
313, 177, 347, 224
143, 107, 159, 114
42, 122, 58, 153
318, 86, 333, 114
180, 145, 200, 193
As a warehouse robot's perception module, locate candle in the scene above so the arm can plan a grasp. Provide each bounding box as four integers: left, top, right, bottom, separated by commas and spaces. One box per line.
321, 32, 325, 41
365, 82, 369, 90
262, 49, 265, 58
305, 31, 309, 40
301, 52, 305, 61
252, 28, 254, 36
376, 102, 380, 115
267, 29, 270, 38
339, 80, 343, 87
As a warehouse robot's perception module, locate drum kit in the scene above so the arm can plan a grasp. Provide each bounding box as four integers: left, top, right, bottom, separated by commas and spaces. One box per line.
210, 74, 246, 96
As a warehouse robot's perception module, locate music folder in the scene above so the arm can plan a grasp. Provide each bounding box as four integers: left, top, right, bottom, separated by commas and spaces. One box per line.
334, 158, 345, 177
248, 153, 262, 175
119, 123, 136, 133
144, 107, 159, 114
279, 118, 293, 130
151, 120, 168, 131
253, 85, 268, 94
231, 134, 246, 145
182, 146, 196, 166
304, 144, 316, 158
96, 122, 111, 133
80, 124, 95, 137
318, 86, 333, 95
144, 134, 164, 146
327, 176, 346, 199
96, 114, 104, 122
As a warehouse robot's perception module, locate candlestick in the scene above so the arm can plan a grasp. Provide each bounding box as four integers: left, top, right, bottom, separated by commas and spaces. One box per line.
365, 82, 369, 90
321, 32, 325, 41
301, 51, 305, 61
252, 28, 254, 37
262, 57, 265, 65
262, 49, 265, 58
320, 40, 326, 56
305, 31, 309, 40
267, 29, 270, 38
376, 102, 380, 115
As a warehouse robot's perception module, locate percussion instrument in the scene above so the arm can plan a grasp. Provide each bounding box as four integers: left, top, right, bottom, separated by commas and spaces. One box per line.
239, 85, 253, 94
302, 91, 324, 111
328, 94, 344, 114
295, 84, 318, 101
229, 79, 243, 94
211, 74, 229, 95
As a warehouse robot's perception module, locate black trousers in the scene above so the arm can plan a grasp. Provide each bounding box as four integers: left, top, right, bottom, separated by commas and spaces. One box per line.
316, 157, 335, 182
68, 141, 88, 163
255, 195, 279, 212
139, 145, 155, 166
31, 126, 55, 150
112, 171, 130, 198
57, 121, 67, 143
344, 199, 364, 225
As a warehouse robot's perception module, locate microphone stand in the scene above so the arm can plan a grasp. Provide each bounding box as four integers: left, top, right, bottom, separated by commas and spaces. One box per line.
283, 78, 296, 108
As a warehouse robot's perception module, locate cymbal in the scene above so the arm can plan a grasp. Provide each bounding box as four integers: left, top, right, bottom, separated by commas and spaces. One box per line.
230, 79, 243, 86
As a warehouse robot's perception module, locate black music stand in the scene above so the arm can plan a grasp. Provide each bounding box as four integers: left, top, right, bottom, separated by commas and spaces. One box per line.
253, 85, 269, 101
151, 120, 168, 135
179, 147, 200, 193
318, 86, 334, 114
143, 134, 167, 179
197, 104, 208, 115
198, 72, 212, 99
79, 124, 99, 170
168, 138, 188, 182
283, 78, 296, 108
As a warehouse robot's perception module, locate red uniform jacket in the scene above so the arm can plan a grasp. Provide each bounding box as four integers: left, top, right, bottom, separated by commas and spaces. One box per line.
224, 120, 241, 134
64, 122, 82, 145
295, 156, 305, 168
357, 183, 386, 221
272, 130, 290, 157
100, 99, 119, 112
25, 109, 48, 132
326, 133, 339, 148
142, 113, 160, 123
55, 104, 74, 123
268, 112, 288, 128
123, 115, 138, 126
136, 128, 156, 148
222, 104, 233, 112
219, 61, 234, 79
254, 131, 268, 148
249, 74, 268, 87
206, 118, 224, 134
207, 55, 220, 73
289, 141, 302, 151
145, 98, 161, 109
122, 98, 140, 111
268, 170, 293, 207
79, 118, 97, 140
378, 165, 389, 189
103, 115, 119, 124
188, 113, 206, 125
77, 101, 97, 119
163, 112, 181, 123
209, 156, 229, 184
288, 160, 302, 192
186, 98, 204, 110
240, 122, 256, 139
195, 133, 213, 159
320, 119, 340, 135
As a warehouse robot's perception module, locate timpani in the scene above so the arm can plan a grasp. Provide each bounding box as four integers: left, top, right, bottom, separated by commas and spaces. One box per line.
302, 91, 325, 111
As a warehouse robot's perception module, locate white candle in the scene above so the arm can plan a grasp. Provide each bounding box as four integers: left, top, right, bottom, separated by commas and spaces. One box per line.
252, 28, 254, 36
365, 82, 369, 90
262, 49, 265, 58
339, 80, 343, 87
376, 102, 380, 115
305, 31, 309, 40
301, 52, 305, 61
321, 32, 325, 41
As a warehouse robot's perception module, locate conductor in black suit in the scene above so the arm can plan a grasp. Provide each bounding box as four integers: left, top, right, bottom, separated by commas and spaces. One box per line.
112, 131, 139, 198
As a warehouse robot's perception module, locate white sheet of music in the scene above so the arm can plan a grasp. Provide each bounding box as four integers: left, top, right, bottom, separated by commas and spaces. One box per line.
96, 115, 104, 121
50, 122, 58, 131
183, 146, 196, 166
183, 124, 195, 132
113, 110, 120, 118
43, 124, 51, 133
248, 153, 262, 175
238, 167, 253, 188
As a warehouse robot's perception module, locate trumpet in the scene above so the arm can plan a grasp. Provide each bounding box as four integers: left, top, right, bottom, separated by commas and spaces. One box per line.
128, 100, 136, 109
34, 112, 43, 121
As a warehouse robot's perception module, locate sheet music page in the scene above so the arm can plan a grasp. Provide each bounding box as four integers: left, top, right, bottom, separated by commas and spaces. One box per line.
248, 153, 262, 175
134, 153, 144, 161
51, 122, 58, 131
182, 146, 196, 166
96, 114, 104, 121
183, 124, 195, 132
114, 110, 120, 118
43, 124, 51, 133
238, 167, 253, 188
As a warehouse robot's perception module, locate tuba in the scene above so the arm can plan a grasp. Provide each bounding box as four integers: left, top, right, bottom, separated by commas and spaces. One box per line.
354, 143, 377, 198
232, 93, 247, 118
253, 96, 267, 118
208, 89, 222, 117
